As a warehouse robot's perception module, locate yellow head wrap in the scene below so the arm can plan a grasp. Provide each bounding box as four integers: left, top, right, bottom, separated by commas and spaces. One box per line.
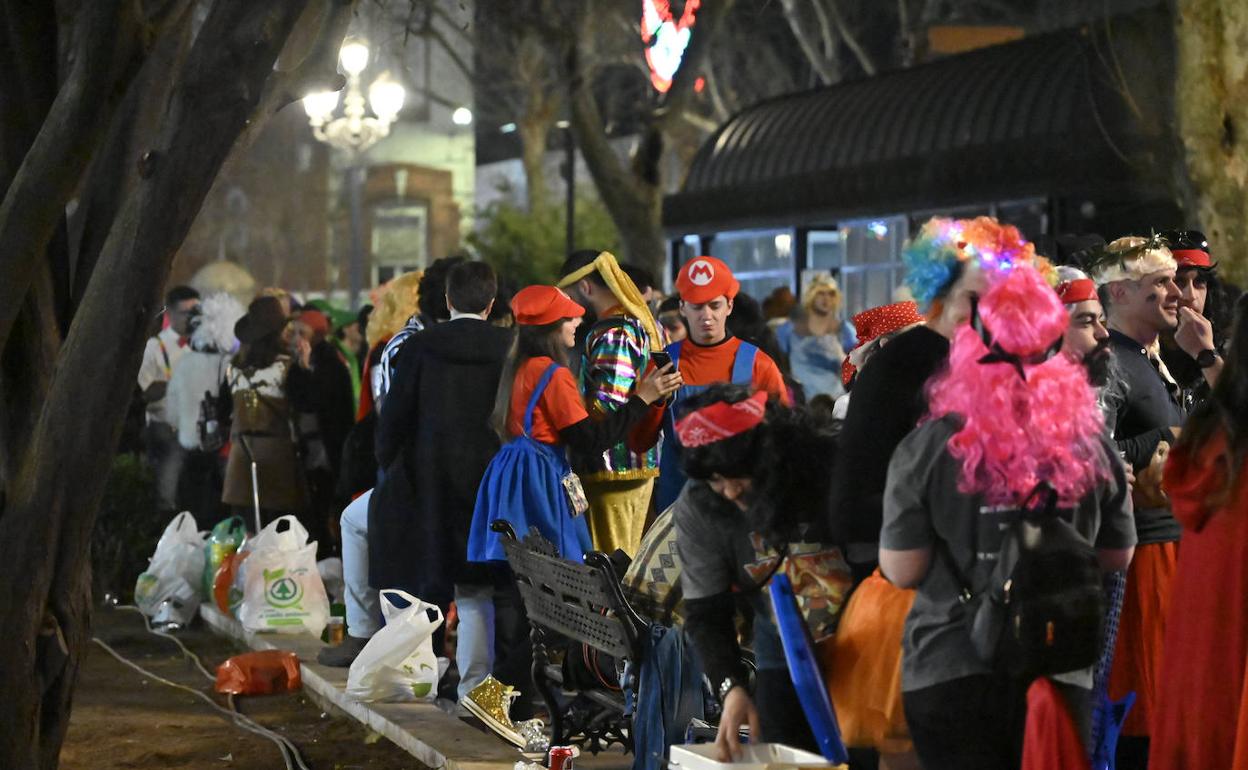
557, 251, 663, 353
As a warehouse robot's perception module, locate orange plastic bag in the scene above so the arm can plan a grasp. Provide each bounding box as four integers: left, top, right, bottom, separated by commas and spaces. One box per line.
214, 650, 302, 695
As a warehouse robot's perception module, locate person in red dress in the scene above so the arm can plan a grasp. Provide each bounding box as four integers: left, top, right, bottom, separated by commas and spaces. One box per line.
1150, 293, 1248, 770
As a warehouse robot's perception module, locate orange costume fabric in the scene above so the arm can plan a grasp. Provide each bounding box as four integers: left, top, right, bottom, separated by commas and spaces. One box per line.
821, 571, 914, 753
1021, 678, 1091, 770
1149, 432, 1248, 770
1107, 540, 1177, 737
674, 337, 792, 405
506, 356, 588, 443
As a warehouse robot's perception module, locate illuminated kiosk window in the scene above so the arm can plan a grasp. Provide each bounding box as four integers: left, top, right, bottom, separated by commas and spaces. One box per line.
371, 203, 429, 285
831, 216, 907, 317
699, 228, 794, 302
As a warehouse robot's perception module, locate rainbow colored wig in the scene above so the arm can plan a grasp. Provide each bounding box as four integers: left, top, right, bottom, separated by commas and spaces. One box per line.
924, 264, 1110, 507
902, 216, 1056, 312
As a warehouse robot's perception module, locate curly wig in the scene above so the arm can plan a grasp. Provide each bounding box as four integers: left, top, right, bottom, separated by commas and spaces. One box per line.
366, 270, 423, 349
925, 264, 1110, 507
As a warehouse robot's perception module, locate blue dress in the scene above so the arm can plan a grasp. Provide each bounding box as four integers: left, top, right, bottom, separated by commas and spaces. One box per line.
466, 362, 593, 563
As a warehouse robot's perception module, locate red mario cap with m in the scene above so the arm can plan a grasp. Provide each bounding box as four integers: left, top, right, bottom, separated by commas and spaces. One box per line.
676, 256, 740, 304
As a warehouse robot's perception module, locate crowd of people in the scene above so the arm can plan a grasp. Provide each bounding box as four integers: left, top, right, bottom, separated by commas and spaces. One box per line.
133, 219, 1248, 770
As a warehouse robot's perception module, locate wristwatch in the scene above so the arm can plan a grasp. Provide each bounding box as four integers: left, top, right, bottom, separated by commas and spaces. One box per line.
717, 675, 744, 703
1196, 349, 1219, 368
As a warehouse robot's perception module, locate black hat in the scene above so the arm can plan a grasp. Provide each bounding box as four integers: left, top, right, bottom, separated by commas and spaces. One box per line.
234, 296, 287, 344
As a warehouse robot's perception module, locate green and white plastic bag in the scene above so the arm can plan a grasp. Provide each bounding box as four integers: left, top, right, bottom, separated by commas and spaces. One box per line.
134, 512, 207, 621
238, 515, 329, 636
346, 590, 445, 702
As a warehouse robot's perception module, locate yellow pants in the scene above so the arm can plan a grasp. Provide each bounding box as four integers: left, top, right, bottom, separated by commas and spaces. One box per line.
582, 477, 655, 557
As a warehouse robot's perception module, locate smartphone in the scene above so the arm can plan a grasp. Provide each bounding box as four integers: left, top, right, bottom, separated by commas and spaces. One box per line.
650, 350, 672, 371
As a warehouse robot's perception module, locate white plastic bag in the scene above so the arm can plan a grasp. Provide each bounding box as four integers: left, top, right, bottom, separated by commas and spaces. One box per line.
134, 512, 206, 620
346, 590, 446, 702
239, 516, 329, 636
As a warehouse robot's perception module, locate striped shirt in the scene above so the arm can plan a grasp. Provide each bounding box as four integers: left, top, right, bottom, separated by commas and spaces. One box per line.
577, 314, 660, 480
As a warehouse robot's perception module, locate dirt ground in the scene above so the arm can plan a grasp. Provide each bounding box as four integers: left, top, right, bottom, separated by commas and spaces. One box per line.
61, 606, 427, 770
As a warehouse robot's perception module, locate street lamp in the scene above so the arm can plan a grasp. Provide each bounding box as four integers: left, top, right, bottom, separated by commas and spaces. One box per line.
302, 39, 405, 308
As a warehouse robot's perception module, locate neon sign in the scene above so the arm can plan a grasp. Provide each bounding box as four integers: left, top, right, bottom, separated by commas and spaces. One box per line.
642, 0, 700, 93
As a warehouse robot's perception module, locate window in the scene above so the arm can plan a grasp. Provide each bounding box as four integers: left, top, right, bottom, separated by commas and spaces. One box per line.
836, 215, 907, 317
371, 203, 429, 285
703, 228, 794, 301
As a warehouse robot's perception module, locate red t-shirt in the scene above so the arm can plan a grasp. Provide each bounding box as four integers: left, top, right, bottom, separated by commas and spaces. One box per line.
675, 337, 792, 405
507, 357, 588, 444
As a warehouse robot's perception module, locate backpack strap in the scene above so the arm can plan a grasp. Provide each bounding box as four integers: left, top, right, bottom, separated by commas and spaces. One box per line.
731, 341, 758, 385
523, 362, 562, 439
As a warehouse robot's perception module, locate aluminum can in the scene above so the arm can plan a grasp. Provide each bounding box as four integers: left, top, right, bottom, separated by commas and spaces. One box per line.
548, 746, 575, 770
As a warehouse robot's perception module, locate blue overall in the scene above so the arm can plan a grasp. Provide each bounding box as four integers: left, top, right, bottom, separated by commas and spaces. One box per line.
466, 363, 593, 563
654, 340, 759, 512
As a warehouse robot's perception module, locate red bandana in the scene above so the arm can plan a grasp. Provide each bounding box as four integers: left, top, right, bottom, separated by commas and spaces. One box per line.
675, 390, 768, 448
1172, 248, 1212, 269
1057, 278, 1098, 305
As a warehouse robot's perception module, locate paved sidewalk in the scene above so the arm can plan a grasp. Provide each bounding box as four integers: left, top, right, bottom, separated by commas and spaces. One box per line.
199, 605, 632, 770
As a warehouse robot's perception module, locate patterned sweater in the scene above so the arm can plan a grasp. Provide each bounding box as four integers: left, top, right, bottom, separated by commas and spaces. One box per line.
575, 313, 663, 481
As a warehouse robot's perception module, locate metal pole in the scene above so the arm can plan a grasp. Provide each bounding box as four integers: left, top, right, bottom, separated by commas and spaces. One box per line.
565, 127, 575, 256
347, 161, 366, 310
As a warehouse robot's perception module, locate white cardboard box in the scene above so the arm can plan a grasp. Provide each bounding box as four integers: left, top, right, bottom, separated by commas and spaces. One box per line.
669, 743, 839, 770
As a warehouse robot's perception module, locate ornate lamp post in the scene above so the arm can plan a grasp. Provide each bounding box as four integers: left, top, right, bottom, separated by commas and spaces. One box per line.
302, 39, 405, 308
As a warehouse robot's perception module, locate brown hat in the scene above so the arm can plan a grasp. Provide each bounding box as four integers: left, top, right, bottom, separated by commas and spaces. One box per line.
234, 296, 287, 344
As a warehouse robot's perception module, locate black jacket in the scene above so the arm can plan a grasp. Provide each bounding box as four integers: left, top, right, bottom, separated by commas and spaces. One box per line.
829, 325, 950, 551
369, 319, 515, 601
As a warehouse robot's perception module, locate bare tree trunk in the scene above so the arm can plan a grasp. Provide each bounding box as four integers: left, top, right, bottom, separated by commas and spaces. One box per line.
0, 0, 144, 355
516, 34, 561, 212
1175, 0, 1248, 283
0, 1, 346, 766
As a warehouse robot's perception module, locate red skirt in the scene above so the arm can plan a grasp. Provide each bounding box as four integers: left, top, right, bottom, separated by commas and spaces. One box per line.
1107, 541, 1178, 737
820, 571, 915, 753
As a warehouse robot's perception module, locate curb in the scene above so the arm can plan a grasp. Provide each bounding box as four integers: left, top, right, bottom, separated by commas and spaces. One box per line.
199, 604, 544, 770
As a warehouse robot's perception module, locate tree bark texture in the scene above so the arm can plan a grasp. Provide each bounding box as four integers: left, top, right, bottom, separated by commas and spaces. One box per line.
0, 1, 354, 766
1175, 0, 1248, 283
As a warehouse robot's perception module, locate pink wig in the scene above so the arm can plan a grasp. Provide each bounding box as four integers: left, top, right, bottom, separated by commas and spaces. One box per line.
925, 264, 1110, 507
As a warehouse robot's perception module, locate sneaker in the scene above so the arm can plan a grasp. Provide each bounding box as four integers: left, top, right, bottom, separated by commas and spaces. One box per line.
315, 634, 370, 667
461, 676, 526, 748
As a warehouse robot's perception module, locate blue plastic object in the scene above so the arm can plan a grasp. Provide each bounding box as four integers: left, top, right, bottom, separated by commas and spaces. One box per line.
768, 573, 849, 765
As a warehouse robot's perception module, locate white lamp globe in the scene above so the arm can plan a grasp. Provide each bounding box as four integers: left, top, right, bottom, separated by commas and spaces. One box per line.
451, 106, 473, 126
302, 90, 340, 120
339, 40, 370, 77
368, 77, 406, 121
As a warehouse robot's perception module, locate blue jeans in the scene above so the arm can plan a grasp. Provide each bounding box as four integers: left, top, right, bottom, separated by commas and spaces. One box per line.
340, 490, 381, 638
454, 583, 495, 700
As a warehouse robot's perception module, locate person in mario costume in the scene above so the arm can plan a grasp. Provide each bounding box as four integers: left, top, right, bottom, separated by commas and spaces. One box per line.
654, 256, 790, 512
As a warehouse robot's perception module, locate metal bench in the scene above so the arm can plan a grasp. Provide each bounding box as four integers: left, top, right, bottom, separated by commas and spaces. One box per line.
491, 521, 647, 755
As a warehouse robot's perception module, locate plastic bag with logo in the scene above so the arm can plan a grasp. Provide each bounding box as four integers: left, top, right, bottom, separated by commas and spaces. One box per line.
134, 512, 207, 620
346, 589, 446, 702
238, 516, 329, 636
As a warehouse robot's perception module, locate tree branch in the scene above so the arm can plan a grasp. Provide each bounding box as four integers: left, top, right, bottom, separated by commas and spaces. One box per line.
0, 0, 144, 354
780, 0, 839, 86
827, 0, 877, 76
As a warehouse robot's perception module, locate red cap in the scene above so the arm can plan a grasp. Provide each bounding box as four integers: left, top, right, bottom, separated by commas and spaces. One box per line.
841, 301, 925, 386
676, 257, 740, 304
297, 308, 330, 337
1057, 278, 1098, 305
511, 285, 585, 326
1172, 248, 1213, 269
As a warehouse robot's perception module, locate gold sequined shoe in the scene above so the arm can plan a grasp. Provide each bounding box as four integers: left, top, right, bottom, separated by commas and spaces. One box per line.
462, 676, 526, 747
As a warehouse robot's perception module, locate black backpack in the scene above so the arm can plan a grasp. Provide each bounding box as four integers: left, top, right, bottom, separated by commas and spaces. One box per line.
945, 483, 1106, 679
